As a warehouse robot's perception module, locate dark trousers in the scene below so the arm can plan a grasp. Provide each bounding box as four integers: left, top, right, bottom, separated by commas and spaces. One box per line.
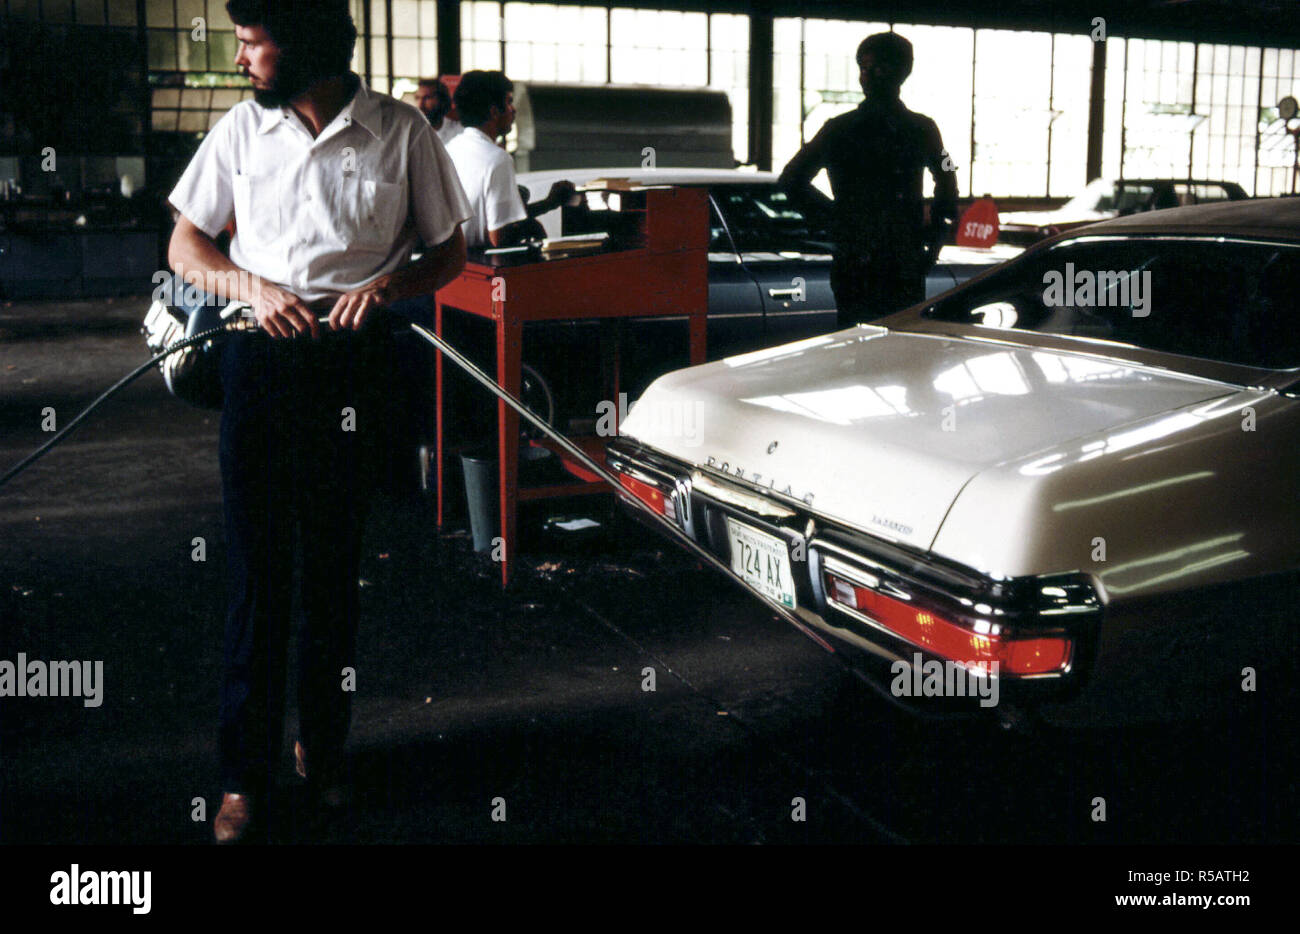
217, 327, 387, 794
831, 253, 926, 329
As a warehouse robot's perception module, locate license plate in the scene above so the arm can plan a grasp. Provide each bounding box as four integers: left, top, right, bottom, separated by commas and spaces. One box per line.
725, 517, 796, 609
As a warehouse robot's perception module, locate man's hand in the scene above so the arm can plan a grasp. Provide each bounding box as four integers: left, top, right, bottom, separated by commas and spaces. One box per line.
251, 279, 320, 340
328, 278, 387, 332
922, 237, 944, 272
923, 205, 958, 271
523, 179, 578, 221
545, 180, 577, 210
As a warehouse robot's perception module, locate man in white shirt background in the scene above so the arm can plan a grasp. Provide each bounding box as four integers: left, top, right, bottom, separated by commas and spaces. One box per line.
445, 70, 576, 248
166, 0, 470, 843
414, 77, 463, 145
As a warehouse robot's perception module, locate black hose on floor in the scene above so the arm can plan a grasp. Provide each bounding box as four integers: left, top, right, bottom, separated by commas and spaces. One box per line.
0, 325, 233, 490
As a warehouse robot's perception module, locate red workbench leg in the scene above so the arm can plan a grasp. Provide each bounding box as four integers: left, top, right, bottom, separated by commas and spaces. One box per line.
688, 308, 707, 366
435, 300, 445, 527
597, 319, 618, 432
613, 319, 623, 416
497, 316, 522, 587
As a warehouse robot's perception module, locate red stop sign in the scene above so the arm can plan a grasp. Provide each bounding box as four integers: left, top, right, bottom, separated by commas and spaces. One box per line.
956, 198, 999, 248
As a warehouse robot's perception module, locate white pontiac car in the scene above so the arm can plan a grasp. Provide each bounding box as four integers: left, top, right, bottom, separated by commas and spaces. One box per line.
607, 197, 1300, 725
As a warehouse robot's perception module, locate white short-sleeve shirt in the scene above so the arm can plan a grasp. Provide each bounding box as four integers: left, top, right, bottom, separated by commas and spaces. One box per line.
436, 117, 463, 145
168, 78, 470, 303
444, 127, 527, 247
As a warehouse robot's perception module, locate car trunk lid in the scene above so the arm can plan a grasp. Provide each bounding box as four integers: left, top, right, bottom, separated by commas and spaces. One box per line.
619, 327, 1236, 551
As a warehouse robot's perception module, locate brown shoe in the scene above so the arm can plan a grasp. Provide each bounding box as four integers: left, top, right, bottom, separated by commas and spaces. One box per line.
214, 793, 253, 844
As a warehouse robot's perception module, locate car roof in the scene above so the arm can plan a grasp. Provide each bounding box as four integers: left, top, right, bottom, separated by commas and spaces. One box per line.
516, 166, 778, 188
1055, 196, 1300, 241
1117, 178, 1247, 187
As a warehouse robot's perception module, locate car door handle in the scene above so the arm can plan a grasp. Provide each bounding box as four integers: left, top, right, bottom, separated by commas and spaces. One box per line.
768, 287, 802, 299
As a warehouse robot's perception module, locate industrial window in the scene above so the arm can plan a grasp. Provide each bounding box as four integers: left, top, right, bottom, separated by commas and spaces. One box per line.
150, 85, 253, 133
146, 0, 173, 27
458, 3, 747, 165
1118, 38, 1199, 178
347, 0, 367, 80
898, 23, 975, 198
387, 0, 439, 102
108, 0, 137, 26
771, 18, 802, 182
144, 0, 238, 74
367, 0, 390, 92
145, 0, 253, 134
504, 3, 607, 83
1258, 47, 1300, 196
1107, 36, 1287, 196
1192, 43, 1260, 196
32, 0, 73, 20
74, 0, 104, 24
462, 0, 503, 71
1047, 33, 1094, 197
971, 29, 1054, 197
708, 12, 750, 166
609, 8, 708, 87
1100, 37, 1128, 183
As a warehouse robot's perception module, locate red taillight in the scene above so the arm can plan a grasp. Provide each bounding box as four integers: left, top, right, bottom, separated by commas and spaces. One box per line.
825, 571, 1071, 676
1003, 637, 1071, 675
617, 472, 674, 520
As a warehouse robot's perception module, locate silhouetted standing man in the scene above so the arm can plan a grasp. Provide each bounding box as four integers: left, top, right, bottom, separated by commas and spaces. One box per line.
780, 32, 958, 327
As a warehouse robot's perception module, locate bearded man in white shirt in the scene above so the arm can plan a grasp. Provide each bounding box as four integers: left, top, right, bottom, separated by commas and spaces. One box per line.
166, 0, 470, 843
444, 70, 575, 248
414, 77, 463, 145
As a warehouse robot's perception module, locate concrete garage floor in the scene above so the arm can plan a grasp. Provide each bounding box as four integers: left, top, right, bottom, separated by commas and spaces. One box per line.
0, 296, 1296, 845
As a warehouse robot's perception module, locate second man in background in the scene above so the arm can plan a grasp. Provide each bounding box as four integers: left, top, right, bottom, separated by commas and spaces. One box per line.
446, 70, 576, 248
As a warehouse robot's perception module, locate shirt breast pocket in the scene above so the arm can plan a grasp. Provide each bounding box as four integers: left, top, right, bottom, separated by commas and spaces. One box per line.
337, 177, 405, 251
232, 172, 281, 245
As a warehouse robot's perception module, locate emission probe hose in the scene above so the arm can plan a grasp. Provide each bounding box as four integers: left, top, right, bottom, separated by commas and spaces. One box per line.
0, 324, 235, 490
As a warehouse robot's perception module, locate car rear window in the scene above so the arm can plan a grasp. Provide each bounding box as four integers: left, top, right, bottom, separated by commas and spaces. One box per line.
1112, 184, 1156, 213
921, 236, 1300, 370
1190, 184, 1236, 203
